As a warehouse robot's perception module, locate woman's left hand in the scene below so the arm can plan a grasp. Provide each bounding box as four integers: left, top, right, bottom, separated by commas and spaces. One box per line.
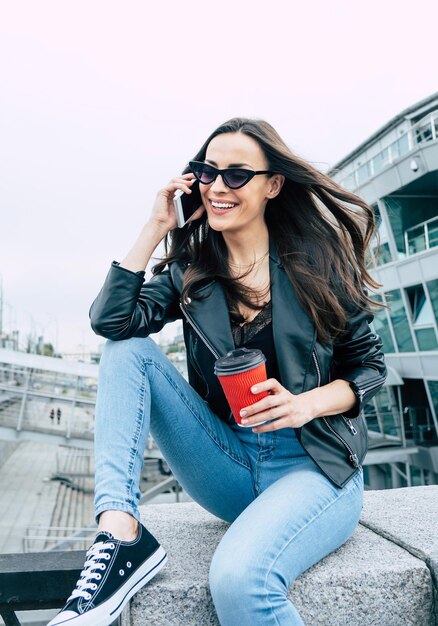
239, 378, 315, 431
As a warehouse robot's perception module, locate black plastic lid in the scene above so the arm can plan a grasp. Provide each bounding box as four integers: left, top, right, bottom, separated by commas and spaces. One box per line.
214, 348, 266, 375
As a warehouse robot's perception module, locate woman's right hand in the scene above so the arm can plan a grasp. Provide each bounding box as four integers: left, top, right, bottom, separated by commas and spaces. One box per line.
148, 173, 205, 234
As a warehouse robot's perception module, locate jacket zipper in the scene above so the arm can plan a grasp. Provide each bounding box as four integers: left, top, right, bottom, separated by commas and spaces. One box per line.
354, 375, 385, 402
339, 375, 385, 436
340, 376, 384, 437
180, 302, 234, 423
342, 416, 358, 436
179, 302, 221, 360
327, 360, 358, 435
312, 350, 360, 468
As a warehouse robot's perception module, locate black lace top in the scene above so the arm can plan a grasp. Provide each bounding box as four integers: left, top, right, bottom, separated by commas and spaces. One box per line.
231, 300, 272, 347
229, 300, 282, 386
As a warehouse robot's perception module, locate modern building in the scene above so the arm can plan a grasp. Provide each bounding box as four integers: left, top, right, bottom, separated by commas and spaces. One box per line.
327, 91, 438, 489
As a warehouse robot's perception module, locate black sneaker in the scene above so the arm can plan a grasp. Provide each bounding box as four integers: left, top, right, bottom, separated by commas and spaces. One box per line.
47, 523, 167, 626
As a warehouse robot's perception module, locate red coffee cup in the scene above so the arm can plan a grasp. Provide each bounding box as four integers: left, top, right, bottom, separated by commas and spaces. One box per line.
214, 348, 269, 427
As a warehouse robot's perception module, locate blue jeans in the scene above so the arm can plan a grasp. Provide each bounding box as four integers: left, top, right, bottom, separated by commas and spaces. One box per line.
94, 336, 364, 626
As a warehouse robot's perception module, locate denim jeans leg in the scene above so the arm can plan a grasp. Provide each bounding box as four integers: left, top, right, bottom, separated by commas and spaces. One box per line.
209, 462, 364, 626
94, 336, 257, 525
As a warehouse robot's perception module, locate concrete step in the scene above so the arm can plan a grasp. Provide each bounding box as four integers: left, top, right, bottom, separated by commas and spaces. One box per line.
46, 448, 95, 550
122, 486, 438, 626
0, 441, 59, 553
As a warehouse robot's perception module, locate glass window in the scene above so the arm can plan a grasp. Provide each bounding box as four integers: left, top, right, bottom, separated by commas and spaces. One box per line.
382, 197, 405, 259
385, 289, 415, 351
372, 148, 391, 175
410, 465, 423, 486
415, 328, 438, 351
415, 119, 434, 144
372, 242, 392, 266
424, 470, 438, 486
372, 203, 382, 229
377, 206, 390, 241
427, 381, 438, 424
368, 387, 402, 440
407, 284, 431, 323
428, 217, 438, 249
372, 294, 396, 353
390, 140, 400, 161
406, 223, 427, 255
363, 466, 370, 488
340, 173, 356, 191
363, 387, 383, 432
396, 133, 410, 157
426, 279, 438, 327
370, 204, 392, 266
399, 466, 408, 488
389, 134, 410, 161
383, 195, 437, 261
357, 161, 371, 184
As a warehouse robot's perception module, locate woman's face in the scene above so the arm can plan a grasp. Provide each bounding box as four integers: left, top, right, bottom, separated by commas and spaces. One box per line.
199, 132, 283, 236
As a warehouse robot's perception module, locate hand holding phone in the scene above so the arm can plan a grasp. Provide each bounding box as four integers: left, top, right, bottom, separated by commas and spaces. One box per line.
173, 178, 204, 228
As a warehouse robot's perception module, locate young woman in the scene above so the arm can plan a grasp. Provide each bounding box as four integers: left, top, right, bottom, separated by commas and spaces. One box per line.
49, 118, 387, 626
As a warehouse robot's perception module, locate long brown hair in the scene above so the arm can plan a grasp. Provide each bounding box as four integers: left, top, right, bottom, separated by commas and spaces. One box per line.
152, 117, 388, 345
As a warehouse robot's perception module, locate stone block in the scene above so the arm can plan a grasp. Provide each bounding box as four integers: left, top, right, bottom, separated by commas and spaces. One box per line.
118, 489, 438, 626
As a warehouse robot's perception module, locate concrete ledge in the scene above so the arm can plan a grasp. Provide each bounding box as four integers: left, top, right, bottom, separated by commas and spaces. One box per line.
122, 486, 438, 626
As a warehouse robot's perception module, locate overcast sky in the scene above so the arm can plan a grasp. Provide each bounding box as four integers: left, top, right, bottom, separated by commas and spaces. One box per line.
1, 0, 437, 355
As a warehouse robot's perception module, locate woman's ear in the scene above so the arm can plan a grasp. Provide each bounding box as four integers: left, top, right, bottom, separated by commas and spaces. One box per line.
266, 174, 285, 199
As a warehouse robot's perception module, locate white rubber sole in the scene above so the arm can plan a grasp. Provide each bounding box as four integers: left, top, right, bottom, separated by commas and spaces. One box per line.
48, 545, 167, 626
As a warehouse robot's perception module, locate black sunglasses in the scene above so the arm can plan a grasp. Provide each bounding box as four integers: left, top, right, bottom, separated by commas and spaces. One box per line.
189, 160, 273, 190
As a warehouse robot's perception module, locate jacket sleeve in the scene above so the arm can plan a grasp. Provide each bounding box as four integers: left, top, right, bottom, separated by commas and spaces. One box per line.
89, 261, 182, 340
331, 290, 387, 419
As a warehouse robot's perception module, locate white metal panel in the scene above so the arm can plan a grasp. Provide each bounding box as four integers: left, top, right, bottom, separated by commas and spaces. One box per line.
0, 349, 98, 377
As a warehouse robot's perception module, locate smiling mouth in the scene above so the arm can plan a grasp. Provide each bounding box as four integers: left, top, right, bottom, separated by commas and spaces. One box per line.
209, 200, 238, 211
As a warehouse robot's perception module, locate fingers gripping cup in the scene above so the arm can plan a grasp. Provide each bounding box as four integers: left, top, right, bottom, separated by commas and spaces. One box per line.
214, 348, 269, 427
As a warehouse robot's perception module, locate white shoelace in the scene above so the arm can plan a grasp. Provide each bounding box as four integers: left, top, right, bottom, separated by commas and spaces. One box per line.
68, 540, 115, 601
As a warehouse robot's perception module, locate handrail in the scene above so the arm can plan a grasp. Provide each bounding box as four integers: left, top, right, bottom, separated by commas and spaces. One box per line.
405, 214, 438, 233
22, 477, 183, 552
0, 383, 96, 405
139, 477, 181, 504
366, 406, 437, 447
22, 526, 97, 552
404, 215, 438, 256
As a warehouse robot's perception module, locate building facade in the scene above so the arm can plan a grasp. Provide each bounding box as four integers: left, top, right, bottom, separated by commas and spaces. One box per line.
328, 92, 438, 489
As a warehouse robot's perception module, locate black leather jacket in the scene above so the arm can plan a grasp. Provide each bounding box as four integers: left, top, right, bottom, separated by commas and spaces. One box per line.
89, 237, 387, 488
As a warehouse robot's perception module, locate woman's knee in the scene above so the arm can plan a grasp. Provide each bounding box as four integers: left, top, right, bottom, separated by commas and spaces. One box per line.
209, 541, 258, 601
209, 559, 242, 604
101, 335, 160, 362
98, 337, 166, 379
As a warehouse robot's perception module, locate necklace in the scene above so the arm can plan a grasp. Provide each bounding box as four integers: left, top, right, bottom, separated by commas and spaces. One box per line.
228, 249, 269, 269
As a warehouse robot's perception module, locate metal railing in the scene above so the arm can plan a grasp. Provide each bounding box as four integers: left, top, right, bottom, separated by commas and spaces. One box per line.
365, 410, 406, 448
0, 387, 95, 442
365, 406, 438, 448
402, 405, 438, 446
22, 526, 97, 552
22, 477, 183, 552
56, 447, 94, 475
404, 215, 438, 256
338, 109, 438, 190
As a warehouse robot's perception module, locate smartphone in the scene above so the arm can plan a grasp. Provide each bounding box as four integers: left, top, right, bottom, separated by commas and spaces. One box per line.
173, 179, 203, 228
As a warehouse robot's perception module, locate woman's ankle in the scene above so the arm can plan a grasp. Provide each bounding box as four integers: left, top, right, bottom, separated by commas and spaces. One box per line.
97, 510, 139, 541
